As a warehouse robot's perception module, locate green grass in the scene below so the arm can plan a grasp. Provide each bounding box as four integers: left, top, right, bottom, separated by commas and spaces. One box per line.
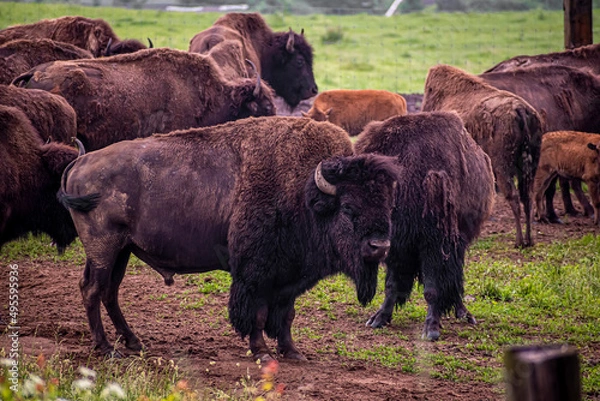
2, 3, 600, 92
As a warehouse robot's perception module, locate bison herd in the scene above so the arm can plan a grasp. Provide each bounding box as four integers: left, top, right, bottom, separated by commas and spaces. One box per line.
1, 12, 600, 362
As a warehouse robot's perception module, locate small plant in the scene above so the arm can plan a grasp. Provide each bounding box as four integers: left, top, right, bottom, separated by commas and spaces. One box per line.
321, 27, 344, 44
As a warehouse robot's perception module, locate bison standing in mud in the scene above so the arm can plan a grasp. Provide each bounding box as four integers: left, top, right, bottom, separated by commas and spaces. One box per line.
422, 64, 543, 248
14, 48, 276, 151
0, 105, 79, 252
0, 38, 92, 85
57, 116, 399, 361
189, 12, 318, 108
0, 16, 148, 58
355, 111, 495, 341
302, 89, 407, 136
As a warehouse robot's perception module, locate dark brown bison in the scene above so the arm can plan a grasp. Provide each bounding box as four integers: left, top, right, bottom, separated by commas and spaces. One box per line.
13, 48, 276, 151
484, 43, 600, 75
0, 84, 77, 143
422, 64, 543, 248
481, 64, 600, 222
57, 116, 399, 361
534, 131, 600, 225
0, 104, 79, 253
355, 111, 495, 341
0, 38, 92, 85
0, 16, 147, 58
302, 89, 407, 136
189, 12, 318, 108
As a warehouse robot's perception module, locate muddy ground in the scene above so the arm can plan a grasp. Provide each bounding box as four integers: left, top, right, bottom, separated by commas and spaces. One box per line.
2, 191, 600, 400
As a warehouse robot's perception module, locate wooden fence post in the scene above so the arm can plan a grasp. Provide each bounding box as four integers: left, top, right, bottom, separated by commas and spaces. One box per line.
505, 344, 581, 401
564, 0, 593, 49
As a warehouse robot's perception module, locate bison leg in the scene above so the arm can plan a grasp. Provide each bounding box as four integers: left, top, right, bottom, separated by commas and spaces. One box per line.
543, 177, 563, 224
587, 181, 600, 225
559, 177, 579, 216
366, 255, 418, 329
496, 174, 529, 247
454, 299, 476, 324
101, 249, 142, 352
276, 305, 306, 361
80, 258, 116, 356
249, 302, 274, 363
571, 179, 594, 217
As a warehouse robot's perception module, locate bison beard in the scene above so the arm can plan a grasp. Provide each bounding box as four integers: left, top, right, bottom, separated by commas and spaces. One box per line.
57, 117, 398, 361
355, 112, 495, 341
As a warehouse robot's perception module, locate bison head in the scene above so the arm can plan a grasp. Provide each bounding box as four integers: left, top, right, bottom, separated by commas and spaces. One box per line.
263, 29, 318, 108
232, 60, 277, 118
302, 105, 332, 122
305, 154, 399, 305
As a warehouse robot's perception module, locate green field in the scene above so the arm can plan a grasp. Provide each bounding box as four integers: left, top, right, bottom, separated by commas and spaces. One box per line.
2, 3, 600, 400
1, 2, 598, 93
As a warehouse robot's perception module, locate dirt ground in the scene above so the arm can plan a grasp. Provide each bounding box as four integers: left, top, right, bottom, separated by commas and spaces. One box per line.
1, 191, 599, 401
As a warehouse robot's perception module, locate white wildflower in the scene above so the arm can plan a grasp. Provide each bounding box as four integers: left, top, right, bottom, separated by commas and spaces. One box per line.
72, 378, 95, 391
100, 382, 126, 399
77, 366, 97, 379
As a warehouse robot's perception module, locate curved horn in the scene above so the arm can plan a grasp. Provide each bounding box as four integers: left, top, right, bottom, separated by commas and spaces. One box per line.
147, 37, 154, 48
73, 137, 86, 157
286, 28, 295, 53
314, 162, 336, 196
104, 37, 113, 56
245, 59, 261, 98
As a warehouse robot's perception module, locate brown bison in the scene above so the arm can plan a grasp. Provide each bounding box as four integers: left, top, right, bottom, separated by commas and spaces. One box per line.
0, 16, 147, 58
13, 48, 276, 151
356, 111, 495, 341
480, 64, 600, 221
189, 13, 318, 108
484, 43, 600, 75
0, 84, 77, 143
57, 116, 399, 361
0, 38, 92, 85
302, 89, 407, 136
422, 64, 543, 248
534, 131, 600, 225
0, 104, 79, 253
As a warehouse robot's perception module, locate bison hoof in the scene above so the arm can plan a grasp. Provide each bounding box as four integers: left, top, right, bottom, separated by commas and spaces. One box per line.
254, 352, 276, 364
365, 311, 391, 328
422, 330, 440, 342
280, 350, 307, 362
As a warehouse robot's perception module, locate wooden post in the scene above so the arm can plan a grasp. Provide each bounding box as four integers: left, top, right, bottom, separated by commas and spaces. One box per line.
564, 0, 593, 49
505, 345, 581, 401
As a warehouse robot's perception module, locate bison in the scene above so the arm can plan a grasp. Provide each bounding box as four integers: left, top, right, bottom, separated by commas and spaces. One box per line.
57, 116, 399, 361
355, 111, 495, 341
0, 84, 77, 144
0, 38, 92, 85
484, 43, 600, 75
422, 64, 543, 248
534, 131, 600, 225
302, 89, 407, 136
481, 64, 600, 222
13, 48, 276, 151
0, 104, 79, 253
0, 16, 147, 58
189, 12, 318, 108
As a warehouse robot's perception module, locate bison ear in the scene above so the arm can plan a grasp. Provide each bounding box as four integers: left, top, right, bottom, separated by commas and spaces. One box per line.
588, 143, 599, 152
286, 29, 295, 54
324, 108, 333, 119
301, 111, 309, 118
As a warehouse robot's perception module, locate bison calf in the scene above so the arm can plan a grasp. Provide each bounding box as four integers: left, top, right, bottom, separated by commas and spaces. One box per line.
355, 111, 495, 341
534, 131, 600, 225
303, 89, 407, 136
0, 105, 79, 252
58, 116, 399, 361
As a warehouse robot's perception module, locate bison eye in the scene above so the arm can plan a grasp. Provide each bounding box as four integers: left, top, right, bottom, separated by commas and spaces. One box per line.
296, 57, 305, 68
341, 204, 357, 218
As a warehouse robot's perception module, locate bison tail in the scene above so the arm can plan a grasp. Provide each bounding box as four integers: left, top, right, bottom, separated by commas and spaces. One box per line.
515, 108, 542, 204
57, 151, 101, 213
228, 281, 255, 339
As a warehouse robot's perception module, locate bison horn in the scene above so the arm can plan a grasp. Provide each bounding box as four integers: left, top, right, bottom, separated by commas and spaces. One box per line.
73, 137, 86, 157
245, 59, 261, 98
104, 37, 113, 57
286, 28, 295, 54
314, 162, 336, 196
147, 38, 154, 48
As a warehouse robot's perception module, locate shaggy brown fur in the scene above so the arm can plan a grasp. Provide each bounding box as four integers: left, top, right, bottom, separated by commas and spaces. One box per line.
422, 64, 543, 248
355, 111, 495, 341
484, 43, 600, 74
534, 131, 600, 224
57, 116, 399, 361
0, 105, 78, 252
13, 48, 276, 151
0, 16, 146, 58
189, 13, 317, 107
302, 89, 407, 136
0, 84, 77, 143
0, 38, 92, 85
481, 64, 600, 220
205, 39, 250, 80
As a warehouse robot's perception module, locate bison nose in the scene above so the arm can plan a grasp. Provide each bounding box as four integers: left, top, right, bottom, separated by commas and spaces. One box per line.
362, 239, 391, 262
311, 85, 318, 95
